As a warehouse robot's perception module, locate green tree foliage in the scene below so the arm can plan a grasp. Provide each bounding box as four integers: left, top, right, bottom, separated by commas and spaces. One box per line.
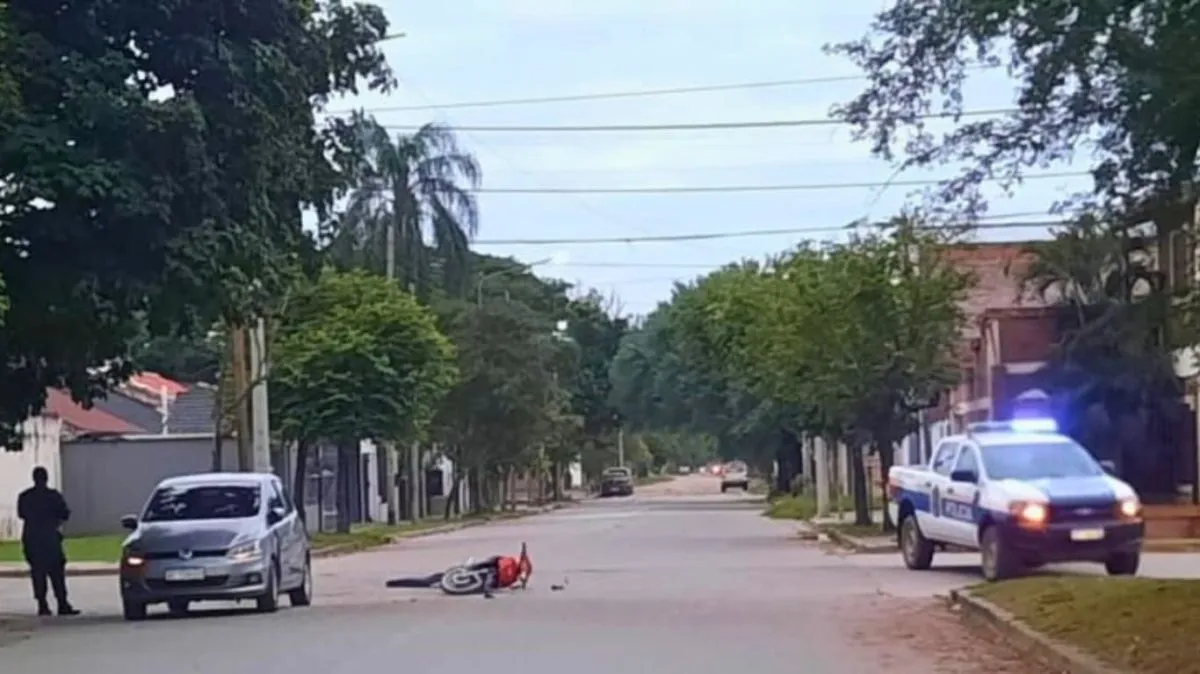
432, 296, 568, 513
0, 0, 392, 446
272, 269, 457, 530
829, 0, 1200, 217
612, 224, 970, 525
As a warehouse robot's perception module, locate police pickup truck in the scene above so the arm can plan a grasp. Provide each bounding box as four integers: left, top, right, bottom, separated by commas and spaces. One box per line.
887, 419, 1144, 581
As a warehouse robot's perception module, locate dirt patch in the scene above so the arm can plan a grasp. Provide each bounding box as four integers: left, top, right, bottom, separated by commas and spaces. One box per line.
0, 615, 34, 648
972, 577, 1200, 674
837, 595, 1061, 673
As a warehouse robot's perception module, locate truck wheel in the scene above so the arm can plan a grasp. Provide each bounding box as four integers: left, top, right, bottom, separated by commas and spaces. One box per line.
980, 526, 1020, 582
899, 514, 935, 570
1105, 552, 1140, 576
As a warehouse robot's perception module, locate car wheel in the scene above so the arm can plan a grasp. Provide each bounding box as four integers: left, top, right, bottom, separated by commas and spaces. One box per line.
720, 485, 727, 493
1105, 552, 1140, 576
256, 561, 280, 613
167, 600, 189, 617
899, 515, 935, 570
288, 555, 314, 607
122, 600, 147, 622
980, 525, 1020, 582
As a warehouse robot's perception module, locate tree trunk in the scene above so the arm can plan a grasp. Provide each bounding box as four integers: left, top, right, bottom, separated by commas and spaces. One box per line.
444, 474, 461, 520
335, 441, 353, 534
292, 440, 310, 525
850, 443, 871, 526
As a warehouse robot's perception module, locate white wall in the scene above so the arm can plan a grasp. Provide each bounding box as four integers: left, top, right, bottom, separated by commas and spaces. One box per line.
0, 417, 63, 540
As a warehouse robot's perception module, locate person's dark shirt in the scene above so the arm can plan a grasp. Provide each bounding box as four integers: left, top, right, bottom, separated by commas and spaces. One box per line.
17, 486, 70, 543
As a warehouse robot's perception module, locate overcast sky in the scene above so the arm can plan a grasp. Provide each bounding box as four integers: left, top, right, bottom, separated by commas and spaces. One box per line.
334, 2, 1091, 316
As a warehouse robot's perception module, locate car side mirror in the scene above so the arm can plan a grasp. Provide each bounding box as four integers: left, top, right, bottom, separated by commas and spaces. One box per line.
949, 469, 977, 484
267, 506, 286, 525
120, 514, 139, 531
1099, 460, 1116, 474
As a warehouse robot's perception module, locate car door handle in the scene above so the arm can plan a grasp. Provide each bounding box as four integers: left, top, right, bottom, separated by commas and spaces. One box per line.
923, 482, 932, 488
946, 488, 955, 496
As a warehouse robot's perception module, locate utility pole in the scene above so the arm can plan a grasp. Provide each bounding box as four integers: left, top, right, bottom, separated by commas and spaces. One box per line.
230, 324, 252, 471
617, 427, 625, 467
814, 436, 831, 517
384, 219, 401, 524
249, 318, 272, 473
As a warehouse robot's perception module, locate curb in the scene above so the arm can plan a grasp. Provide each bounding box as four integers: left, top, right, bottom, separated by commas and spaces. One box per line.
948, 589, 1128, 674
0, 503, 567, 577
819, 526, 897, 554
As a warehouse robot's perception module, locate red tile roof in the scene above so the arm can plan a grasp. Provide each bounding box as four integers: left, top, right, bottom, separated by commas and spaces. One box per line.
127, 372, 189, 399
44, 388, 144, 434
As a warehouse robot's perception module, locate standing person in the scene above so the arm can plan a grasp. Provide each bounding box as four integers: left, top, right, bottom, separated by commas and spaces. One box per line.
17, 467, 79, 616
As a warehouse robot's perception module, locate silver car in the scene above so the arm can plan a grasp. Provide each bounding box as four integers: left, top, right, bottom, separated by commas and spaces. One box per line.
117, 472, 312, 621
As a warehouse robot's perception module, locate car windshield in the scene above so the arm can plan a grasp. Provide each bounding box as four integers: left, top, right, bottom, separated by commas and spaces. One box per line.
603, 468, 630, 477
726, 462, 747, 473
980, 441, 1104, 480
142, 484, 261, 522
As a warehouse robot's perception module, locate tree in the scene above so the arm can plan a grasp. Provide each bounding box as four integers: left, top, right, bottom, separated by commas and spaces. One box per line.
271, 269, 457, 532
330, 118, 481, 296
0, 0, 393, 447
828, 0, 1200, 221
431, 297, 567, 515
1014, 218, 1184, 498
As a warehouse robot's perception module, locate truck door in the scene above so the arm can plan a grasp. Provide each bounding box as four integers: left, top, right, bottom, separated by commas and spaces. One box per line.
921, 440, 961, 541
941, 443, 982, 547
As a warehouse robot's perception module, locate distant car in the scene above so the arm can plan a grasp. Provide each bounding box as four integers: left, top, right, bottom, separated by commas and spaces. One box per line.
679, 466, 692, 474
720, 461, 750, 493
599, 466, 634, 497
117, 472, 313, 621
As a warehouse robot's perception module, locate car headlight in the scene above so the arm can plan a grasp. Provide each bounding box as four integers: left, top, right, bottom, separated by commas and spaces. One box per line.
1118, 497, 1141, 519
227, 541, 263, 562
1010, 501, 1048, 525
122, 551, 146, 567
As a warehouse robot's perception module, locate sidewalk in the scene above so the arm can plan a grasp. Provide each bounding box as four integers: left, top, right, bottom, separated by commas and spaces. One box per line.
0, 503, 566, 579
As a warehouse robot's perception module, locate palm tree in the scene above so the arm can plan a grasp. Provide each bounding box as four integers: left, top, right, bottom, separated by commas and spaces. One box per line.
331, 117, 481, 296
1015, 215, 1184, 498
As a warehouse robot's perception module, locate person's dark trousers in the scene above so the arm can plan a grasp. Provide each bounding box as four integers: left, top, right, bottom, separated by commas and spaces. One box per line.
24, 546, 76, 616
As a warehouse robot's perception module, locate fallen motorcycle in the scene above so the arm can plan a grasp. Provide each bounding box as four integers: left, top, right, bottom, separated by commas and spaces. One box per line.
384, 543, 532, 597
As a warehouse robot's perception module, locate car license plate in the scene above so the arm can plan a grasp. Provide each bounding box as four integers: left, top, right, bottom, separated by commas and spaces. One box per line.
1070, 528, 1105, 542
164, 568, 206, 582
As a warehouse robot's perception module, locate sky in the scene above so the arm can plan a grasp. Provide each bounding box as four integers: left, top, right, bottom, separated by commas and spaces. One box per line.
331, 1, 1092, 317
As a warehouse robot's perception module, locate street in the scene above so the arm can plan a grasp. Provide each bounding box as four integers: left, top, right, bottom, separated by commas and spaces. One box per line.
1, 475, 1042, 673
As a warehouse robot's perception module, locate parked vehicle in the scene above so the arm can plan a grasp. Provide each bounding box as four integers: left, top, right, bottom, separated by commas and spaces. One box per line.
720, 461, 750, 492
599, 466, 634, 497
887, 419, 1144, 582
117, 472, 313, 620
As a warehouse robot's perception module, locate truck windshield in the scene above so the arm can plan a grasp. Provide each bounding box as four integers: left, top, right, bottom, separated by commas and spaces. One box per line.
980, 441, 1103, 480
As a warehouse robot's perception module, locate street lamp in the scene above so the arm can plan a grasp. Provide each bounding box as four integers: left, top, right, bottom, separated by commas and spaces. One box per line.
475, 252, 569, 305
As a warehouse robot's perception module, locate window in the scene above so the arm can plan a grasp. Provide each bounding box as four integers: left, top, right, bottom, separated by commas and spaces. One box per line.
953, 446, 979, 476
143, 484, 261, 522
980, 441, 1103, 481
270, 480, 293, 514
930, 441, 960, 475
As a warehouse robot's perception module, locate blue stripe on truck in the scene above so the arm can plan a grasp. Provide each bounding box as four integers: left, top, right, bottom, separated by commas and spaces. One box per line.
894, 487, 931, 513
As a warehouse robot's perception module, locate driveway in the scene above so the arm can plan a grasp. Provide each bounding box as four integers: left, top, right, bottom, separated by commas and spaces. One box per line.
0, 476, 1058, 672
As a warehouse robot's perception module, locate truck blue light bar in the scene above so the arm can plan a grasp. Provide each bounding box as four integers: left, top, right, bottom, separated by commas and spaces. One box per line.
967, 418, 1058, 434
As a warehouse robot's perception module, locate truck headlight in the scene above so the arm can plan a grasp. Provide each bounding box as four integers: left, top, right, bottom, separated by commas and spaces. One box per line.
227, 541, 263, 562
1010, 501, 1048, 525
1118, 497, 1141, 519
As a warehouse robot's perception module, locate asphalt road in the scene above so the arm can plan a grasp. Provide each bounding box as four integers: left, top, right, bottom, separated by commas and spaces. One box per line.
0, 475, 1043, 673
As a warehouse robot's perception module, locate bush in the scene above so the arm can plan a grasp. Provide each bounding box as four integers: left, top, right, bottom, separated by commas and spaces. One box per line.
763, 494, 818, 520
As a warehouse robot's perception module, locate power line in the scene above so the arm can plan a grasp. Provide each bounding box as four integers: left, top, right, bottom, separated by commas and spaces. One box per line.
325, 65, 1001, 114
378, 108, 1018, 133
475, 220, 1063, 246
473, 171, 1089, 195
327, 75, 879, 114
